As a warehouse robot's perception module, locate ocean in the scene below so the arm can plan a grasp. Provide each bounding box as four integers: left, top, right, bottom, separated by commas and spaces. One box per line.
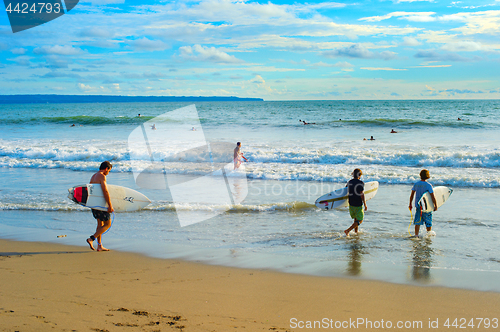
1, 100, 499, 292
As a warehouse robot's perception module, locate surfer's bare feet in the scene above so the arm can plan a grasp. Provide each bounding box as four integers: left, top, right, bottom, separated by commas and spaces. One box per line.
344, 230, 350, 237
86, 238, 95, 250
97, 245, 110, 252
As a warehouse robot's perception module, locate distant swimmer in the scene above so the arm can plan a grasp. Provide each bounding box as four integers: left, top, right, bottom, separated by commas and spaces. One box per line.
86, 161, 114, 252
234, 142, 248, 169
191, 126, 196, 131
151, 124, 157, 130
344, 168, 368, 237
409, 169, 437, 238
391, 129, 398, 133
364, 136, 375, 141
70, 124, 75, 127
137, 114, 142, 117
457, 117, 462, 121
299, 119, 316, 125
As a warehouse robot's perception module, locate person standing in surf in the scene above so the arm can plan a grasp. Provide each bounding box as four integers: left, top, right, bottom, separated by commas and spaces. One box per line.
234, 142, 248, 169
409, 169, 437, 237
86, 161, 114, 251
344, 168, 368, 236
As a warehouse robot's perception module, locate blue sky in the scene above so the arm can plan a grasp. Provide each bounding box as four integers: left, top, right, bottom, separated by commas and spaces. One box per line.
1, 0, 499, 100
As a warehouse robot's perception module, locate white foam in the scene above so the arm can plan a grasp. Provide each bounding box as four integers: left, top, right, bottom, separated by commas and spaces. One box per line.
1, 138, 500, 188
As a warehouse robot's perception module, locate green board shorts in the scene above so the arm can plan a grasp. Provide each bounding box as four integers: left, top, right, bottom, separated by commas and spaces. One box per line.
349, 205, 364, 224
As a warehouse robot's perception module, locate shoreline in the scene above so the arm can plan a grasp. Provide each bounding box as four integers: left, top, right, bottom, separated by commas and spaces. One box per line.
1, 220, 500, 294
1, 239, 500, 331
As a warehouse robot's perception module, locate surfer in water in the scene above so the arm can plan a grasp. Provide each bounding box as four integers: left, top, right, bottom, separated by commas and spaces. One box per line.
234, 142, 248, 169
344, 168, 368, 236
409, 169, 437, 237
86, 161, 114, 251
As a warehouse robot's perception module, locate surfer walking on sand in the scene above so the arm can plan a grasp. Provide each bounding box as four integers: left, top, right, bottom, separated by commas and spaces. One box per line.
86, 161, 114, 251
344, 168, 368, 237
409, 169, 437, 237
234, 142, 248, 169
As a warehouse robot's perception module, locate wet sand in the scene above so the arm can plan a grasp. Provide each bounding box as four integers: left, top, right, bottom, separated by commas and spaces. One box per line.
1, 239, 499, 331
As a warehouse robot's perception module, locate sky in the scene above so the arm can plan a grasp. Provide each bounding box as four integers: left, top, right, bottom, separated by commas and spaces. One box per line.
0, 0, 499, 100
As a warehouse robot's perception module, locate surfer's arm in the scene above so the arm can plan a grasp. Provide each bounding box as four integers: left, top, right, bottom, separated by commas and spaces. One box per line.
430, 192, 438, 211
101, 180, 114, 213
409, 190, 415, 210
361, 193, 367, 211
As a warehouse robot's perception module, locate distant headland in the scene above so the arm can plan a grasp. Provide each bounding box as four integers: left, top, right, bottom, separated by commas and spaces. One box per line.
0, 95, 264, 104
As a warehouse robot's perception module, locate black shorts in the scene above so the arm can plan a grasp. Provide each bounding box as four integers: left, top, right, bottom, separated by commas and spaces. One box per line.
91, 209, 110, 221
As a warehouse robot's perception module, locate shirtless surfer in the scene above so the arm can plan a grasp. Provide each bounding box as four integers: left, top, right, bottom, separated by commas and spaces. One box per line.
234, 142, 248, 169
86, 161, 114, 251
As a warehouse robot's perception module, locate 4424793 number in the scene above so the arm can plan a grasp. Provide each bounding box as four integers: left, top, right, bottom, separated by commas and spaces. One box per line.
5, 2, 62, 14
444, 318, 498, 329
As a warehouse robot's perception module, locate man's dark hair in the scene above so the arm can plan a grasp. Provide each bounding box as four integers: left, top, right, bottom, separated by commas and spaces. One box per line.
99, 161, 113, 170
237, 142, 241, 146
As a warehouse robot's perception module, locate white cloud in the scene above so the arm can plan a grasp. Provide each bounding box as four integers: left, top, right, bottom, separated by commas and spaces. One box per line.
441, 41, 483, 52
251, 75, 265, 84
179, 45, 243, 64
77, 83, 92, 91
333, 61, 355, 68
129, 38, 169, 52
45, 55, 70, 68
322, 44, 398, 60
78, 27, 114, 38
412, 64, 452, 67
394, 0, 435, 3
9, 56, 32, 66
360, 67, 407, 71
11, 48, 26, 55
33, 45, 84, 56
360, 11, 436, 22
80, 0, 125, 4
401, 37, 421, 46
444, 11, 500, 36
414, 50, 474, 61
323, 44, 373, 58
295, 2, 347, 11
311, 61, 333, 67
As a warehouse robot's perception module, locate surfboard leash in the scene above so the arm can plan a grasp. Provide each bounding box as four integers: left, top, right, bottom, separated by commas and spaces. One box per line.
104, 211, 115, 235
409, 205, 423, 237
408, 207, 413, 236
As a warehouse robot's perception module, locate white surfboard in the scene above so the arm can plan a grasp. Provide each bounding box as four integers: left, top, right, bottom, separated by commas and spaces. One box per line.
315, 181, 379, 210
68, 184, 151, 212
417, 186, 453, 213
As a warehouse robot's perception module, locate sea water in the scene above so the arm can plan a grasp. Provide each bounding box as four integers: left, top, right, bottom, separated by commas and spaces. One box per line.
1, 100, 499, 292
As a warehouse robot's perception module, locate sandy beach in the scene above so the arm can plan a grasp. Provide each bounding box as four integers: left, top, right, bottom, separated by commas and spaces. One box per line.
1, 239, 499, 332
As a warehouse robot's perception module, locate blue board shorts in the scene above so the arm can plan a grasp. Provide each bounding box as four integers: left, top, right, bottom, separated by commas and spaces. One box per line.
92, 209, 110, 221
414, 209, 432, 228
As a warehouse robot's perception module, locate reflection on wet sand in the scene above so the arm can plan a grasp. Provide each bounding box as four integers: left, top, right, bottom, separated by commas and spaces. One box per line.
409, 238, 435, 282
346, 237, 366, 276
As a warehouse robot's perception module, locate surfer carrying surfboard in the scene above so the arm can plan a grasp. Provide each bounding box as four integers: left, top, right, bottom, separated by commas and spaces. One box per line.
344, 168, 368, 236
409, 169, 437, 237
86, 161, 114, 251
